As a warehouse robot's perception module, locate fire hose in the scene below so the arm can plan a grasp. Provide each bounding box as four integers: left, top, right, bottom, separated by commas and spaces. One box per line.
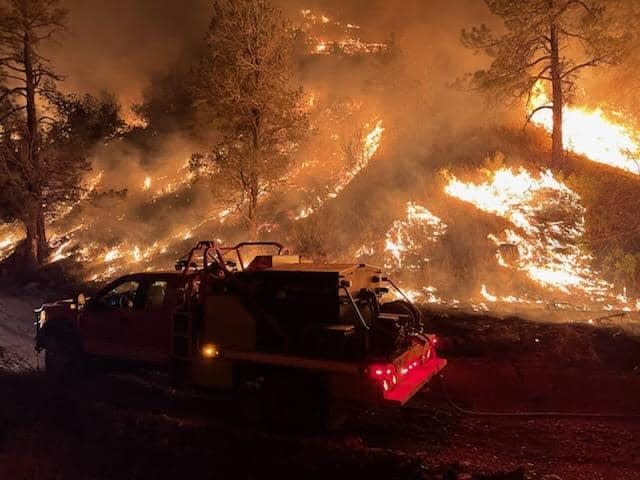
436, 372, 640, 419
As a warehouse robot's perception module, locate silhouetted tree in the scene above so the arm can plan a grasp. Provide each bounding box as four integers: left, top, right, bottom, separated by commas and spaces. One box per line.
0, 0, 66, 267
0, 91, 123, 266
0, 0, 124, 267
194, 0, 308, 239
462, 0, 627, 168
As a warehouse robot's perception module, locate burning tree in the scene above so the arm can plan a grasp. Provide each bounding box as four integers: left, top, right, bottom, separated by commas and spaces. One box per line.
462, 0, 627, 168
194, 0, 308, 239
0, 0, 122, 268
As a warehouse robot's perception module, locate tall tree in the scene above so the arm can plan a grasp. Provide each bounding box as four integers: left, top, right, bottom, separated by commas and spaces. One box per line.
0, 0, 123, 268
0, 90, 124, 268
462, 0, 626, 168
0, 0, 67, 267
194, 0, 308, 239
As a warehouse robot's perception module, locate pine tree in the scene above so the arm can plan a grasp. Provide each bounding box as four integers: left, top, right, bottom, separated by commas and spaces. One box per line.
194, 0, 308, 238
462, 0, 627, 168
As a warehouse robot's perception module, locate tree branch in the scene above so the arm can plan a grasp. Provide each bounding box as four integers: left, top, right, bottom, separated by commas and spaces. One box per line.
560, 57, 604, 79
0, 105, 26, 122
524, 105, 553, 128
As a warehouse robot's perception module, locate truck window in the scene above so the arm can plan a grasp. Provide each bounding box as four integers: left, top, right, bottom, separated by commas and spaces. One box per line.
145, 281, 168, 310
101, 280, 140, 310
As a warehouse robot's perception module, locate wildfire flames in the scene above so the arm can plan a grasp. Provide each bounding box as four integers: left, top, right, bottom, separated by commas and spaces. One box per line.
294, 119, 384, 220
530, 82, 640, 175
383, 202, 447, 270
300, 8, 388, 56
3, 7, 640, 317
445, 167, 611, 298
0, 107, 385, 282
355, 202, 446, 304
0, 223, 22, 262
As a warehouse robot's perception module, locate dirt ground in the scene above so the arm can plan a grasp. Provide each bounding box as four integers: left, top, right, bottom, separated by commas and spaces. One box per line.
1, 293, 639, 480
0, 292, 41, 371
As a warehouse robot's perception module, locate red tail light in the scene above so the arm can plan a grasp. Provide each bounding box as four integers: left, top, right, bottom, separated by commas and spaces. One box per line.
367, 363, 397, 391
368, 345, 437, 393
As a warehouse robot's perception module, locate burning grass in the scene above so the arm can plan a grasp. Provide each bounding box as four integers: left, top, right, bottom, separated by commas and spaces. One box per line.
444, 166, 610, 298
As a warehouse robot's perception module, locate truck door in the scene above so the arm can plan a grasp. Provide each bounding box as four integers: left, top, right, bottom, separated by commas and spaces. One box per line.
127, 279, 177, 365
80, 278, 142, 359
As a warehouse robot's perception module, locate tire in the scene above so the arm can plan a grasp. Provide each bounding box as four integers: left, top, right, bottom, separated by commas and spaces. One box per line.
44, 334, 82, 384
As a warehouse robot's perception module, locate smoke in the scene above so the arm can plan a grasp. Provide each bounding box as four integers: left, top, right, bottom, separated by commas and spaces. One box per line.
52, 0, 211, 115
47, 1, 495, 117
27, 0, 605, 306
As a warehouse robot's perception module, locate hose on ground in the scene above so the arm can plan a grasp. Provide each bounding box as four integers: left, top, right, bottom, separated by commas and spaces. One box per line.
436, 372, 640, 419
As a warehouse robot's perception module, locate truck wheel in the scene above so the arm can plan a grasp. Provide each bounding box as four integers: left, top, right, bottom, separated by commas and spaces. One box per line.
45, 335, 82, 384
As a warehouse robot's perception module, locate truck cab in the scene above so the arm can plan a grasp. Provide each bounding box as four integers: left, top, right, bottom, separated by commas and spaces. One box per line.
36, 272, 187, 367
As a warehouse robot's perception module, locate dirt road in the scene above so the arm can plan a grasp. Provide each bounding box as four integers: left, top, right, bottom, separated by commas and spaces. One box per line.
0, 292, 40, 371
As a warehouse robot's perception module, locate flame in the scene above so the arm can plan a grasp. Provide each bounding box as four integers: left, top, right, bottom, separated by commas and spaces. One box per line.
355, 202, 447, 304
363, 120, 385, 161
529, 82, 640, 175
315, 42, 329, 54
392, 285, 442, 304
383, 202, 447, 269
143, 177, 152, 191
445, 167, 611, 297
295, 120, 384, 220
480, 284, 497, 302
104, 246, 123, 263
0, 223, 23, 262
300, 8, 388, 56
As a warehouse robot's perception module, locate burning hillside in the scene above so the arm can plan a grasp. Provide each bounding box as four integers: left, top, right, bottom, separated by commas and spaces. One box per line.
1, 0, 640, 316
445, 168, 600, 293
4, 3, 640, 479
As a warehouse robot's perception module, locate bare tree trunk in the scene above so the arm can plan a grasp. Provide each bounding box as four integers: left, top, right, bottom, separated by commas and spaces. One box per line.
24, 214, 39, 270
23, 200, 43, 270
36, 206, 47, 263
247, 217, 258, 240
246, 190, 259, 240
247, 111, 261, 241
23, 31, 47, 266
549, 21, 564, 169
